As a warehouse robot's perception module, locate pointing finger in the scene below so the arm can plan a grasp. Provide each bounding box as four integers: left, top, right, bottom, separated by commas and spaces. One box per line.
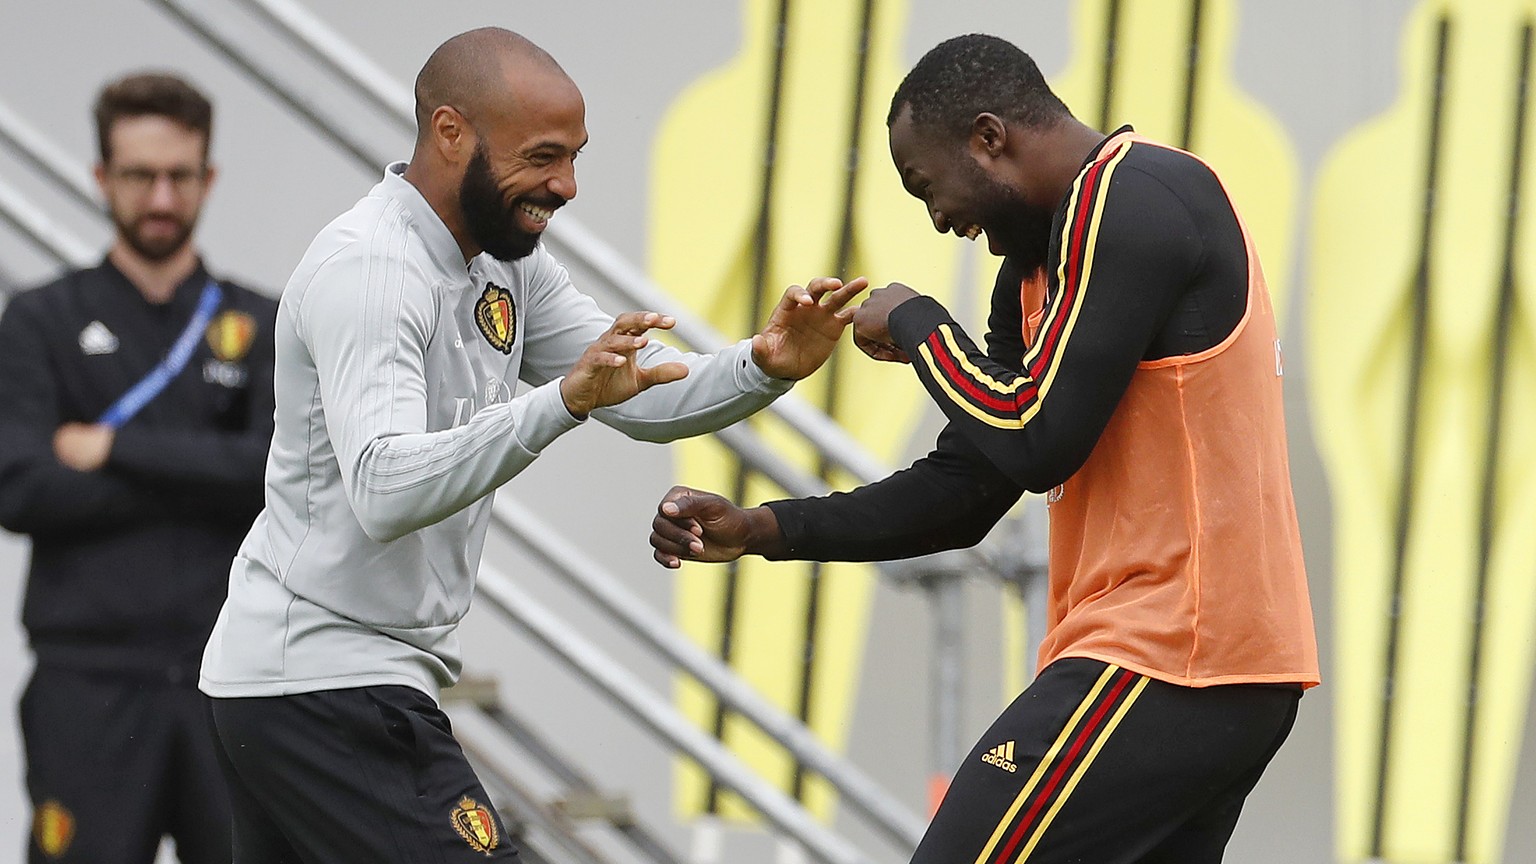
820, 276, 870, 311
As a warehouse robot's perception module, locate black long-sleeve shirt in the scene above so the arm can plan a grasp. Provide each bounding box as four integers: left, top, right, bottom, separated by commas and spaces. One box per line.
767, 128, 1248, 561
0, 258, 277, 676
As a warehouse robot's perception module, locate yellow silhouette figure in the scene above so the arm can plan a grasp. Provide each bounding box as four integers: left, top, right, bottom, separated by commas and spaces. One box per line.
1049, 0, 1299, 322
1309, 1, 1536, 861
649, 0, 968, 821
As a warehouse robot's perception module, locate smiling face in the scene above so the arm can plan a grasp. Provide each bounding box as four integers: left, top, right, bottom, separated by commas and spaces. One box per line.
457, 67, 587, 262
888, 107, 1055, 272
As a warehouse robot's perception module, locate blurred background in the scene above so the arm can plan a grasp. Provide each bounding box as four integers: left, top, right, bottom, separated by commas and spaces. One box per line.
2, 1, 1533, 863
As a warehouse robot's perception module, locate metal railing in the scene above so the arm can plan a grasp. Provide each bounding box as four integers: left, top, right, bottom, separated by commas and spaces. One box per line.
491, 497, 926, 852
0, 173, 94, 269
476, 564, 877, 864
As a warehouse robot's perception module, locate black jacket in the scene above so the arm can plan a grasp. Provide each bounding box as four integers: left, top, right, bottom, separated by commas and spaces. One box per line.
0, 257, 277, 677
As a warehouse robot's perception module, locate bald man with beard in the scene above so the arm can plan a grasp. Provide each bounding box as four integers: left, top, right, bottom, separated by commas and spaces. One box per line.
198, 28, 865, 862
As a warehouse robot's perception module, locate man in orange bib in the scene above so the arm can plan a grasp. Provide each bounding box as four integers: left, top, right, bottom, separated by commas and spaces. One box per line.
650, 33, 1319, 864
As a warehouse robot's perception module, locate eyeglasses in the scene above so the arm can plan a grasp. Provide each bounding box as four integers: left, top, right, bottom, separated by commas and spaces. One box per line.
108, 165, 207, 196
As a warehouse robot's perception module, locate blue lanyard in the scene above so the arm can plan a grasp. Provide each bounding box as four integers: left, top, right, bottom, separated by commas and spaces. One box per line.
98, 279, 224, 429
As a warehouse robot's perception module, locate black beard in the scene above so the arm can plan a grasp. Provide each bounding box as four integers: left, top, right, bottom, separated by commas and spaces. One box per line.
963, 159, 1054, 272
459, 142, 542, 262
115, 212, 195, 263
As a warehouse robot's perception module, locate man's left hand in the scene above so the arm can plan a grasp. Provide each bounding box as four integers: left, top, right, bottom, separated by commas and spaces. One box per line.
53, 423, 114, 472
751, 276, 869, 380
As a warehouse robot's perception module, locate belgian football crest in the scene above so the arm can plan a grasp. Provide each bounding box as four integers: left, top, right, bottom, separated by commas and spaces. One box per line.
475, 283, 516, 354
451, 796, 500, 854
205, 310, 258, 362
32, 799, 74, 857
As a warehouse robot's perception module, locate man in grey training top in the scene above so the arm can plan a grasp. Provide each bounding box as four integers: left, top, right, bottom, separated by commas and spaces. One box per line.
199, 27, 864, 862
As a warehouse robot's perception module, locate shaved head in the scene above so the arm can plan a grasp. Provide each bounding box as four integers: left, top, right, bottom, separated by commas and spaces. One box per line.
413, 27, 566, 142
405, 27, 586, 263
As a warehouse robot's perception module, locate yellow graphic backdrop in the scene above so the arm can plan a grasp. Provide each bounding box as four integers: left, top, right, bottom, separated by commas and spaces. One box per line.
1309, 1, 1536, 861
649, 0, 968, 821
1049, 0, 1299, 321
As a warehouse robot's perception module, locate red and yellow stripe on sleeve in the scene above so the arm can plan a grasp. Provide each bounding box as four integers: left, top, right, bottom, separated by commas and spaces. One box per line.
914, 142, 1135, 429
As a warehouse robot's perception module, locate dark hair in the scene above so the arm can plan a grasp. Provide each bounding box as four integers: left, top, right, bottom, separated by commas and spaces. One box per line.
94, 72, 213, 163
887, 34, 1069, 143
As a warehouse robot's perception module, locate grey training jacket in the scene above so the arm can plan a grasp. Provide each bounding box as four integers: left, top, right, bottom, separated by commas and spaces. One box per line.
200, 164, 790, 700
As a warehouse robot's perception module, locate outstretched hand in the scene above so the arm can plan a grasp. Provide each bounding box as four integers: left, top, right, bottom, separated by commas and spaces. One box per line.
650, 485, 782, 568
560, 312, 690, 419
751, 276, 869, 380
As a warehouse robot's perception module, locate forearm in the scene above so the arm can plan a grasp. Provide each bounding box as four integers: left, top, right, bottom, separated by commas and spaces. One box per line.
888, 297, 1118, 492
0, 460, 166, 536
110, 428, 269, 491
593, 339, 792, 442
761, 427, 1023, 562
344, 378, 580, 542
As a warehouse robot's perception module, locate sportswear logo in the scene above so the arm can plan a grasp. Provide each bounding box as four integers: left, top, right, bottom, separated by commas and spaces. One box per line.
202, 358, 249, 388
205, 310, 257, 362
1274, 338, 1285, 377
982, 740, 1018, 773
32, 799, 75, 857
78, 320, 119, 355
451, 795, 500, 854
475, 283, 516, 354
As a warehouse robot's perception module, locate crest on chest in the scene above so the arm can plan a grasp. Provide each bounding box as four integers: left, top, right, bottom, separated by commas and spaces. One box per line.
474, 283, 516, 354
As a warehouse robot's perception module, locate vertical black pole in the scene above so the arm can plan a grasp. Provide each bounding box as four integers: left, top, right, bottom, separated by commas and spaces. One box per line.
787, 0, 878, 805
1453, 21, 1531, 862
1179, 0, 1205, 151
1097, 0, 1123, 132
1369, 15, 1452, 858
706, 0, 794, 815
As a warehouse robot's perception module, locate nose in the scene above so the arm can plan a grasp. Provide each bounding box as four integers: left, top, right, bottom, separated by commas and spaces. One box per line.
148, 174, 180, 209
549, 160, 577, 203
930, 208, 950, 234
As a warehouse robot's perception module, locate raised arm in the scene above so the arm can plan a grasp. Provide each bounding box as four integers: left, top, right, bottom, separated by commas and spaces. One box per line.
301, 247, 683, 543
860, 165, 1204, 491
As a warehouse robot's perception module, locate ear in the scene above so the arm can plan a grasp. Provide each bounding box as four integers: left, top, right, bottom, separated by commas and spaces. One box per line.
200, 164, 219, 197
93, 162, 109, 199
970, 113, 1009, 159
430, 105, 474, 163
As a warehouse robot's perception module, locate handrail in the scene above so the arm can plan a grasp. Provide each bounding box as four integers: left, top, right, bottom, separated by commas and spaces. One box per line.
492, 497, 927, 852
236, 0, 414, 133
452, 712, 618, 864
0, 100, 102, 216
0, 176, 95, 268
475, 563, 877, 864
149, 0, 383, 167
474, 701, 684, 864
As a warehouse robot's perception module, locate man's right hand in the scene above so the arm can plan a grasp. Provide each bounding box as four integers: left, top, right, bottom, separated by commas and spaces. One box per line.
650, 485, 782, 568
560, 311, 690, 419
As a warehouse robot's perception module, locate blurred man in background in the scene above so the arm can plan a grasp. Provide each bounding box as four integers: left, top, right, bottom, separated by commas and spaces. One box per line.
0, 71, 276, 864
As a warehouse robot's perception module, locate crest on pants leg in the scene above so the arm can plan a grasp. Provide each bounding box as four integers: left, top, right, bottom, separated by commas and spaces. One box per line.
452, 795, 500, 854
33, 799, 75, 858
